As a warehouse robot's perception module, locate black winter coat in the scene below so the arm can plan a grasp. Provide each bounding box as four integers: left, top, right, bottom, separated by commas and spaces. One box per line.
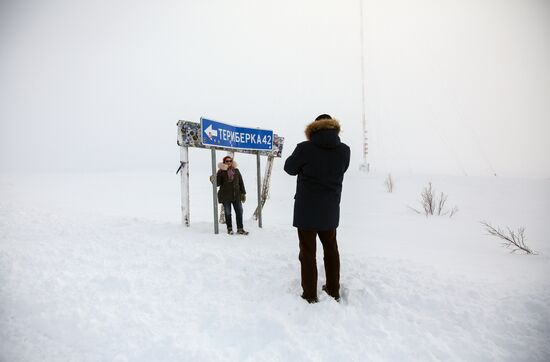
216, 162, 246, 203
284, 118, 350, 230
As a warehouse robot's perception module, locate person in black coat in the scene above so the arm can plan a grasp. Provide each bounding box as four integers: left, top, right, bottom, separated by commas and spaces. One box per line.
284, 114, 350, 303
214, 156, 248, 235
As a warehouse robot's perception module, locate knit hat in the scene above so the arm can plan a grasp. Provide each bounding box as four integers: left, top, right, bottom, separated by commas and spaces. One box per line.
315, 114, 332, 121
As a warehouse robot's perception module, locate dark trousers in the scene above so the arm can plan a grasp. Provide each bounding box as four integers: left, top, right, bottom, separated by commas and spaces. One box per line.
297, 229, 340, 300
223, 201, 243, 230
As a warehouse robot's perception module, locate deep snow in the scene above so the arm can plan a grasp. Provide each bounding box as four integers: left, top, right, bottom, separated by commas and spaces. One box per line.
1, 169, 549, 361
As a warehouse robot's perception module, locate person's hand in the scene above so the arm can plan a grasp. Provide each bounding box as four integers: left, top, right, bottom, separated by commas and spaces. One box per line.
209, 175, 215, 183
240, 194, 246, 203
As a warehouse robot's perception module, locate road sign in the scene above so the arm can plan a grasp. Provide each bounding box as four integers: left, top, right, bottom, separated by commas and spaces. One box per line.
178, 121, 284, 158
200, 117, 273, 151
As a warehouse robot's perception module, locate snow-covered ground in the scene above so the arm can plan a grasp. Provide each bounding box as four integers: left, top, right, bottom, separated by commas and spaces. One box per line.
1, 169, 549, 361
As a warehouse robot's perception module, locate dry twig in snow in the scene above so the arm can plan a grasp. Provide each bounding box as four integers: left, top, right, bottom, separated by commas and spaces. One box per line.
481, 221, 536, 254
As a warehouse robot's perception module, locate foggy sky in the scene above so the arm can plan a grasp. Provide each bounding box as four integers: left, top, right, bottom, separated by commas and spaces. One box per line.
1, 0, 549, 177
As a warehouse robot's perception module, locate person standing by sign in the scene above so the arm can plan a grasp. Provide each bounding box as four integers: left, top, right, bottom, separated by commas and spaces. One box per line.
212, 156, 249, 235
284, 114, 350, 303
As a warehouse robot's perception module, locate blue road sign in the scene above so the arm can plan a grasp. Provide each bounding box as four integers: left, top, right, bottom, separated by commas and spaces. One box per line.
200, 117, 273, 151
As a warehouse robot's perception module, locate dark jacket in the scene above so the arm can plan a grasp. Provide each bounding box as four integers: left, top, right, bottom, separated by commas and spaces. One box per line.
216, 161, 246, 203
284, 119, 350, 230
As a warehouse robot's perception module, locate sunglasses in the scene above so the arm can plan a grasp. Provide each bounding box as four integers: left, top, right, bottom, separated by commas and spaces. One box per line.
224, 160, 233, 163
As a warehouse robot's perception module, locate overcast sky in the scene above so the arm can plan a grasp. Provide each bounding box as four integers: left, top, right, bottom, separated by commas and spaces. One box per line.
1, 0, 549, 177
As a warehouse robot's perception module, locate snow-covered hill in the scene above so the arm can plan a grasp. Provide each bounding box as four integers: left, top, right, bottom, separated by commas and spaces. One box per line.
1, 171, 549, 361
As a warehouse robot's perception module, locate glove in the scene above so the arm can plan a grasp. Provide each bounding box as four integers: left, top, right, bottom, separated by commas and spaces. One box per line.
240, 194, 246, 203
209, 175, 215, 183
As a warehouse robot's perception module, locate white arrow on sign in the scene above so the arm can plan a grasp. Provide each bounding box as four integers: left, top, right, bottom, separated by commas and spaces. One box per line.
204, 124, 218, 138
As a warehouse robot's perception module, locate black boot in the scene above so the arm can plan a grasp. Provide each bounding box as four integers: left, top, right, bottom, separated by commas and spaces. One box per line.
322, 285, 341, 302
301, 294, 319, 304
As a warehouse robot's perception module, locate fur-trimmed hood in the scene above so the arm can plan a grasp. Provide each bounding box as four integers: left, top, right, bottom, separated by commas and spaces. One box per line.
304, 118, 342, 149
305, 118, 341, 140
218, 160, 239, 170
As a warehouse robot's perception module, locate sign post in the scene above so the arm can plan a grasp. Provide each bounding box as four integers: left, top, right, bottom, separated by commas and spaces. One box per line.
177, 126, 190, 227
253, 155, 274, 221
256, 152, 262, 228
210, 148, 219, 234
180, 147, 190, 226
177, 118, 284, 234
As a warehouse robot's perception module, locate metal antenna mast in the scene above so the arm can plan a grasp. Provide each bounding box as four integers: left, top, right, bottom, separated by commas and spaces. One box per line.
359, 0, 370, 172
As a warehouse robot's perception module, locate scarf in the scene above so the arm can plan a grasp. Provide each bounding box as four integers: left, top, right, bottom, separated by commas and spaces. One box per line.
227, 167, 235, 182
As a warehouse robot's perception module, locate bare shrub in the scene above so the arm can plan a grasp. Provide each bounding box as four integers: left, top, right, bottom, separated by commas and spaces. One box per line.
384, 174, 394, 193
436, 192, 447, 215
407, 205, 421, 214
421, 182, 436, 215
409, 182, 458, 217
448, 206, 459, 217
481, 221, 536, 254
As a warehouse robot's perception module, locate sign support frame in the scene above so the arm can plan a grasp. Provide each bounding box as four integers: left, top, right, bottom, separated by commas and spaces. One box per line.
177, 120, 284, 234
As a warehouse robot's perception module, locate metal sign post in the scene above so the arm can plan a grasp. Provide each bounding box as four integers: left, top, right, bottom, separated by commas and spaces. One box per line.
256, 152, 262, 228
253, 155, 274, 220
180, 147, 190, 226
177, 126, 190, 227
177, 119, 284, 234
210, 148, 219, 234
